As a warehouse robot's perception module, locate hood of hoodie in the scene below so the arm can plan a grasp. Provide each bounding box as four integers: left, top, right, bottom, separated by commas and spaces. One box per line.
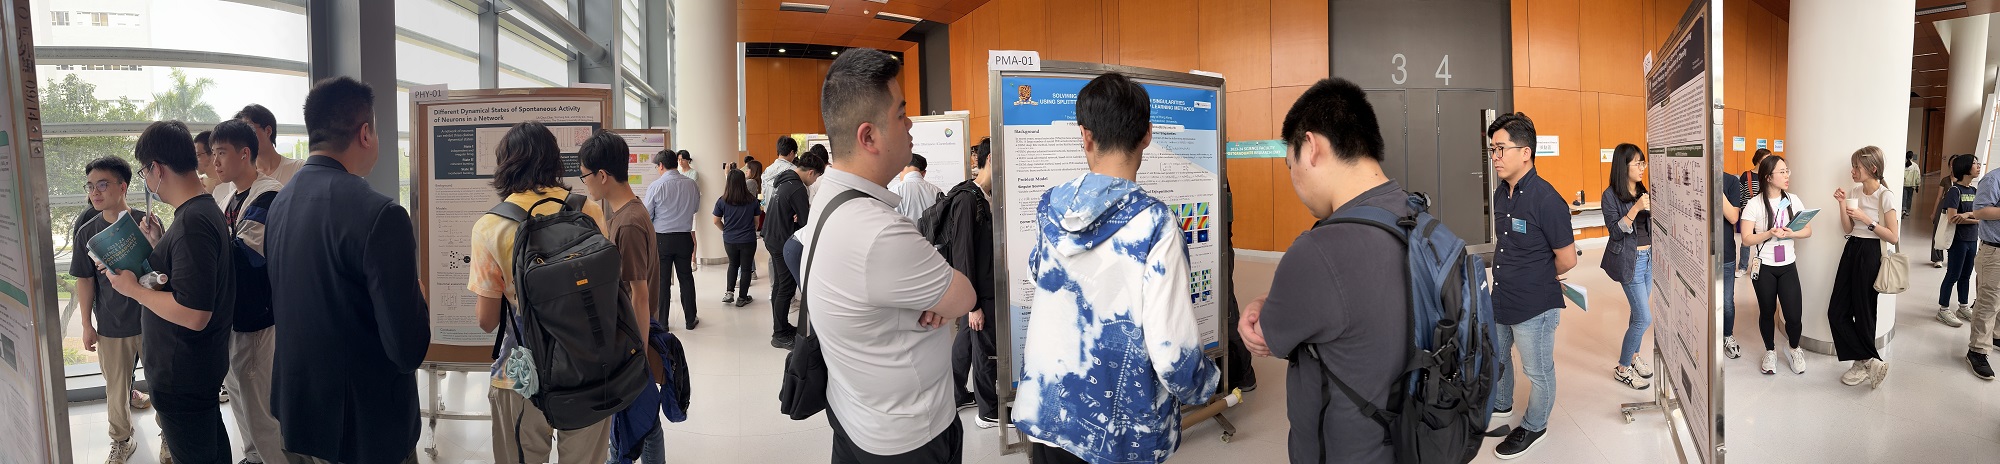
1037, 173, 1156, 257
772, 168, 802, 188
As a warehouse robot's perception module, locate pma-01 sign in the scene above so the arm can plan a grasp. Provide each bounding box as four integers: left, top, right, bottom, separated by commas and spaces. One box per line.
989, 50, 1041, 72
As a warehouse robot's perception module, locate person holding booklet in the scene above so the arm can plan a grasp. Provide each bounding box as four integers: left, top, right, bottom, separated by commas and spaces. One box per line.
1827, 146, 1900, 389
1740, 155, 1812, 376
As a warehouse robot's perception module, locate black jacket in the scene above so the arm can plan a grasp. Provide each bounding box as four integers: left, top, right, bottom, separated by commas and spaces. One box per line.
940, 180, 994, 313
265, 156, 430, 463
764, 169, 810, 252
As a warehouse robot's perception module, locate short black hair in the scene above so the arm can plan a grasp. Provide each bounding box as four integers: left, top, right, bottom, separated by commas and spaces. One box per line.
235, 103, 279, 144
193, 130, 212, 147
1953, 150, 1977, 179
1486, 112, 1536, 153
1280, 78, 1385, 162
794, 150, 828, 174
579, 130, 631, 182
809, 144, 827, 156
973, 137, 991, 169
820, 48, 903, 159
304, 76, 376, 153
1077, 72, 1151, 156
777, 136, 799, 158
908, 153, 927, 173
85, 156, 134, 184
677, 149, 692, 162
1752, 148, 1771, 165
135, 120, 199, 175
490, 121, 567, 196
210, 119, 262, 161
652, 149, 674, 167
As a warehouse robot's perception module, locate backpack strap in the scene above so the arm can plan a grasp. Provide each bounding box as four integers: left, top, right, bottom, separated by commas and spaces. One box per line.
1303, 203, 1419, 455
798, 189, 872, 337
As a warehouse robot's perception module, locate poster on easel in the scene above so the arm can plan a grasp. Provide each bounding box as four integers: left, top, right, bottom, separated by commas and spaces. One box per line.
989, 62, 1231, 450
413, 88, 612, 362
0, 1, 68, 460
612, 129, 670, 197
910, 114, 972, 190
1641, 0, 1721, 462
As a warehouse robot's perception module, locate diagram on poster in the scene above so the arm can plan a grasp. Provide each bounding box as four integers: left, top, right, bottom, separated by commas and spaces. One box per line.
997, 75, 1225, 377
423, 99, 604, 346
1643, 5, 1717, 461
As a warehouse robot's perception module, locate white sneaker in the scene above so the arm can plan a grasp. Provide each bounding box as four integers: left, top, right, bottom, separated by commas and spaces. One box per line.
1761, 351, 1777, 375
1786, 348, 1807, 374
157, 433, 172, 464
1959, 304, 1975, 322
1841, 361, 1869, 386
1868, 359, 1890, 389
106, 438, 135, 464
1939, 308, 1966, 328
1723, 336, 1742, 359
1632, 357, 1655, 378
1614, 366, 1651, 390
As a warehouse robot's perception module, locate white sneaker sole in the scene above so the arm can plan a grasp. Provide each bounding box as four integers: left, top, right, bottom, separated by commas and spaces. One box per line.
1494, 434, 1545, 460
1966, 356, 1995, 381
1869, 362, 1890, 389
1491, 409, 1514, 419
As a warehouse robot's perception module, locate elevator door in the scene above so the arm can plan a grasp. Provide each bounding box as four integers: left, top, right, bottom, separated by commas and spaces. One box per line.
1437, 90, 1500, 243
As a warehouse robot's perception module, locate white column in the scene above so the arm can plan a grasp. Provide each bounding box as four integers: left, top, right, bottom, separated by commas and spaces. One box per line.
1787, 0, 1914, 355
673, 0, 736, 262
1945, 17, 1989, 157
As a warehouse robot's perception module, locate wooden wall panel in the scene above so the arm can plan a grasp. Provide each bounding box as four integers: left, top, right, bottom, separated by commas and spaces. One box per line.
1198, 0, 1273, 90
1774, 20, 1788, 118
1512, 87, 1585, 197
1269, 157, 1311, 251
1229, 88, 1274, 142
1578, 92, 1606, 199
1514, 0, 1533, 87
1723, 0, 1747, 110
1579, 0, 1644, 98
1101, 0, 1122, 68
1227, 158, 1273, 252
1045, 0, 1105, 63
994, 0, 1049, 54
1747, 6, 1773, 116
1117, 0, 1200, 73
1526, 0, 1582, 90
747, 59, 774, 136
1270, 0, 1328, 88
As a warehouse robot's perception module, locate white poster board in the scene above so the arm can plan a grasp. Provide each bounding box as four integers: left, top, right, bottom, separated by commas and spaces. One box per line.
413, 89, 612, 359
1642, 1, 1720, 461
991, 64, 1230, 404
614, 129, 670, 197
910, 114, 973, 190
0, 1, 65, 459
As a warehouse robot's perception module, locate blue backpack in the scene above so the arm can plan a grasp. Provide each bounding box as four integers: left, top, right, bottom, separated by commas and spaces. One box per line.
1298, 192, 1501, 464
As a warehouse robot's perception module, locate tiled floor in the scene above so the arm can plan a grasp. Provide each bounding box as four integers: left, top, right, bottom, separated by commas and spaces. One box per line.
64, 233, 2000, 463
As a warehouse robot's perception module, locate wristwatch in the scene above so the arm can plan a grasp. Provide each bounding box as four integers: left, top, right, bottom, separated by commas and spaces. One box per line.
1867, 222, 1878, 232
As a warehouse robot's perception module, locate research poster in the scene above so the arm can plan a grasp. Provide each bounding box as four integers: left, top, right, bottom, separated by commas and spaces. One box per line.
1644, 5, 1717, 461
0, 3, 52, 456
423, 99, 604, 346
910, 115, 971, 190
997, 74, 1225, 377
617, 130, 669, 197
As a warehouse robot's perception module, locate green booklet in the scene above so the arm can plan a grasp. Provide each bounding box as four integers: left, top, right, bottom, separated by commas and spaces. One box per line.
87, 211, 154, 275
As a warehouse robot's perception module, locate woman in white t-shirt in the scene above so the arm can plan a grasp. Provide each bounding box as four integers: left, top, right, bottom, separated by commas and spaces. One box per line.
1741, 155, 1813, 376
1828, 146, 1902, 389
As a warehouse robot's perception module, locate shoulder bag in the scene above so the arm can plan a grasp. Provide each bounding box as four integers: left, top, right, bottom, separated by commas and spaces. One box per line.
778, 189, 869, 420
1875, 189, 1910, 294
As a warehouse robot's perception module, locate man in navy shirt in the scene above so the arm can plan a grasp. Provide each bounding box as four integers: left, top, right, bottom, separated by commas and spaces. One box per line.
265, 76, 430, 464
1720, 173, 1745, 360
1485, 112, 1577, 460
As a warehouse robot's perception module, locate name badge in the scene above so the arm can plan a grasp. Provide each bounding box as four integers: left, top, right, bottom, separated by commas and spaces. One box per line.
1511, 218, 1528, 233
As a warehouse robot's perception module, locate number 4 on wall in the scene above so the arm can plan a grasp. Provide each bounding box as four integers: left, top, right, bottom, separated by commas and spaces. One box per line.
1435, 55, 1452, 86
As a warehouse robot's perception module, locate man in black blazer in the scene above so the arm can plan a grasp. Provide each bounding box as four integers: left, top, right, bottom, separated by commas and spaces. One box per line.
265, 76, 430, 464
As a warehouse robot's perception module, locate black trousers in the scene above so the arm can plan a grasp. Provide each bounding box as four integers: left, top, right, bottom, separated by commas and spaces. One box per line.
656, 233, 698, 327
952, 310, 998, 418
724, 242, 756, 296
828, 409, 962, 464
1829, 237, 1885, 361
768, 249, 798, 338
154, 385, 230, 464
1753, 263, 1803, 351
1029, 443, 1088, 464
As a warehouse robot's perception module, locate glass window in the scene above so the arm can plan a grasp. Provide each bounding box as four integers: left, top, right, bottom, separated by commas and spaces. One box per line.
397, 0, 480, 52
620, 0, 645, 76
397, 41, 480, 90
50, 11, 69, 26
501, 29, 567, 86
623, 89, 644, 129
111, 0, 309, 63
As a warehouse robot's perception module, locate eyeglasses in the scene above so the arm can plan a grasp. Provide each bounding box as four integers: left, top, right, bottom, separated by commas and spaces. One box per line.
1772, 169, 1791, 175
137, 163, 151, 179
84, 180, 118, 192
1489, 145, 1528, 158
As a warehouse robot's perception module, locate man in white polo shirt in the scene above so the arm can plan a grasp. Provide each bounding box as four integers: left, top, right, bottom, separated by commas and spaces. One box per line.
798, 47, 978, 463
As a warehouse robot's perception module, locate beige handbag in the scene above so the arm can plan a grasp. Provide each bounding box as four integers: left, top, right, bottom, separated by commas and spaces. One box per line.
1935, 212, 1957, 252
1876, 241, 1908, 294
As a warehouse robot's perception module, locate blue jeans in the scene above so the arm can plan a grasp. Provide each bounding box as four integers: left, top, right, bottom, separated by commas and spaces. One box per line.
1619, 249, 1653, 367
1722, 260, 1736, 337
1942, 240, 1977, 307
1738, 246, 1751, 270
1495, 309, 1561, 433
605, 425, 665, 464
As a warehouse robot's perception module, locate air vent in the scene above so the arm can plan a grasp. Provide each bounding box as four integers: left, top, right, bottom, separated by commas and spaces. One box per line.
779, 2, 831, 13
1918, 2, 1967, 16
875, 12, 922, 24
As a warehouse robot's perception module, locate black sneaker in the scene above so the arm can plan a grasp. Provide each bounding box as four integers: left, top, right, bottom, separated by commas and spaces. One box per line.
735, 294, 755, 307
975, 413, 1000, 429
721, 292, 735, 303
1970, 351, 1996, 380
1493, 427, 1546, 460
771, 336, 795, 350
686, 319, 701, 330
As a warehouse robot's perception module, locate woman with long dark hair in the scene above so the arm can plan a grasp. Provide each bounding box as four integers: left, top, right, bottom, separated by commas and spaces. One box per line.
1741, 154, 1812, 376
1937, 154, 1980, 327
1829, 146, 1901, 389
1599, 143, 1654, 390
713, 169, 763, 307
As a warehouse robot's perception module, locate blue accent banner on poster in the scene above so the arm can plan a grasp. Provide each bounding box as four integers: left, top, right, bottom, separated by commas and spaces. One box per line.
996, 75, 1226, 387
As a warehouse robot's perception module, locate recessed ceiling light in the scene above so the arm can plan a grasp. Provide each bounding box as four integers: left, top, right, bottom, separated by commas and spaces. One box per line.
778, 48, 786, 53
831, 51, 840, 55
1918, 2, 1967, 16
876, 12, 923, 24
779, 2, 831, 13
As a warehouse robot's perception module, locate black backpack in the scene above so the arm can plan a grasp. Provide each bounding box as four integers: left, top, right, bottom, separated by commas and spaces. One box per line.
488, 193, 649, 431
916, 191, 952, 258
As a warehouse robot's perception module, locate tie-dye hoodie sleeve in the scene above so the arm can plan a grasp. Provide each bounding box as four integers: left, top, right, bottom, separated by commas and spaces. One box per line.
1138, 220, 1221, 406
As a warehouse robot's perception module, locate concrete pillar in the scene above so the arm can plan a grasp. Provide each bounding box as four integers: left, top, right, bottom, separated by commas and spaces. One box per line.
1787, 0, 1915, 355
673, 0, 735, 261
307, 0, 401, 197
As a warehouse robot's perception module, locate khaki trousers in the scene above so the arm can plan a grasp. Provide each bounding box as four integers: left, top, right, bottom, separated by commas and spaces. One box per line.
488, 386, 613, 464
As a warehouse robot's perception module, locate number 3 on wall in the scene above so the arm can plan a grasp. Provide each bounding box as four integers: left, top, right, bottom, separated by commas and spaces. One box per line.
1391, 54, 1453, 86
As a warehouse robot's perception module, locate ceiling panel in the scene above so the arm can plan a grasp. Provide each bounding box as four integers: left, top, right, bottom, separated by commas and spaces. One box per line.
737, 0, 986, 48
1909, 2, 2000, 107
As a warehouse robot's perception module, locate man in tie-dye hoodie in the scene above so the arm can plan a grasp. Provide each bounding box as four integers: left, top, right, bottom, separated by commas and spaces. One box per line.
1013, 72, 1220, 464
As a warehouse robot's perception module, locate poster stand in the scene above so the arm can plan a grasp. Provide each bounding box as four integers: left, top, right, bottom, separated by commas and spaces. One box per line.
989, 61, 1236, 454
909, 114, 974, 190
409, 87, 614, 459
1625, 1, 1724, 463
0, 2, 69, 461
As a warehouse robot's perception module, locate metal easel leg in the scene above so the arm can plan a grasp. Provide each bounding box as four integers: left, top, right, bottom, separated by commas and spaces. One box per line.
426, 366, 443, 460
